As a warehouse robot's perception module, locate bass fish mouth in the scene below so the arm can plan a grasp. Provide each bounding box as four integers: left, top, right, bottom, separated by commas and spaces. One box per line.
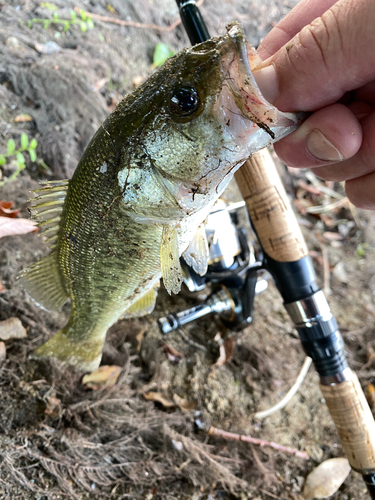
216, 22, 302, 143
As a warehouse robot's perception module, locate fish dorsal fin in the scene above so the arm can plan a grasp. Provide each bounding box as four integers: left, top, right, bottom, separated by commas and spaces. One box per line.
18, 251, 69, 311
122, 287, 158, 318
29, 180, 69, 250
182, 223, 209, 276
160, 223, 183, 295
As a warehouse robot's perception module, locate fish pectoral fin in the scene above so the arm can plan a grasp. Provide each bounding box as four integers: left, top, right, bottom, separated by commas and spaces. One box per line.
34, 328, 103, 372
182, 223, 209, 276
18, 251, 68, 312
160, 223, 183, 295
121, 287, 158, 318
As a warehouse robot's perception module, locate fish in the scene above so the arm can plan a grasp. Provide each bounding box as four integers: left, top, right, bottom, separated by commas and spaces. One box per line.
19, 22, 301, 371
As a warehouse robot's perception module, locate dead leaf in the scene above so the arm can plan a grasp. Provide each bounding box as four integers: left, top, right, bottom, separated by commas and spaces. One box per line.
323, 231, 343, 241
135, 327, 145, 353
0, 281, 5, 292
0, 217, 37, 238
0, 317, 27, 341
163, 342, 183, 363
143, 391, 175, 408
293, 198, 316, 216
0, 201, 20, 218
0, 342, 6, 364
14, 113, 33, 123
303, 458, 351, 499
214, 335, 236, 367
173, 394, 197, 412
82, 365, 122, 390
44, 396, 61, 418
93, 77, 108, 91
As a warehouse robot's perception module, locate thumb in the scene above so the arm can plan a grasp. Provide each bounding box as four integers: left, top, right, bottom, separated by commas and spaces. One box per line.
254, 0, 375, 112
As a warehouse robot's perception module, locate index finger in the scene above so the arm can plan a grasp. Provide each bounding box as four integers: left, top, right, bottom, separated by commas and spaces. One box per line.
258, 0, 338, 59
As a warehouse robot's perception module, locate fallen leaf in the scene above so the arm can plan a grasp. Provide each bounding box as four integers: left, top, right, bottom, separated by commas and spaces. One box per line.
0, 217, 37, 238
82, 365, 122, 390
0, 201, 20, 218
323, 231, 344, 241
303, 458, 351, 499
93, 77, 108, 91
143, 391, 175, 408
163, 342, 183, 363
0, 281, 5, 292
0, 342, 6, 364
14, 114, 33, 123
135, 327, 145, 353
214, 335, 236, 367
44, 396, 61, 418
173, 394, 197, 412
0, 317, 27, 340
293, 198, 315, 216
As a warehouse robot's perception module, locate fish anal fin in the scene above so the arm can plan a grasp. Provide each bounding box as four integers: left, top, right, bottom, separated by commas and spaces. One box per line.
182, 224, 209, 276
18, 252, 68, 312
160, 223, 183, 295
34, 329, 103, 372
122, 287, 158, 318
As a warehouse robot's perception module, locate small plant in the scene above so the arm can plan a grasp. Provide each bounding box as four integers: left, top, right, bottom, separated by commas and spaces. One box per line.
28, 9, 94, 33
0, 134, 38, 186
152, 43, 175, 68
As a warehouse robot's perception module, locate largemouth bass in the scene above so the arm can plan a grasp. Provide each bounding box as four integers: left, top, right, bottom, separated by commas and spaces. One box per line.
20, 23, 301, 371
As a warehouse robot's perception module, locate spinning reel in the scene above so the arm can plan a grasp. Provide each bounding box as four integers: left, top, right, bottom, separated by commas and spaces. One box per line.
158, 199, 268, 334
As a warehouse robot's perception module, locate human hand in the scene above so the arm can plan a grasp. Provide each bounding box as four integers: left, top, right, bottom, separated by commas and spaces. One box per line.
253, 0, 375, 209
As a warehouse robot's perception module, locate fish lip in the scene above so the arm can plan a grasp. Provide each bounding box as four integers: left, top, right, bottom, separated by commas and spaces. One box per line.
217, 22, 302, 139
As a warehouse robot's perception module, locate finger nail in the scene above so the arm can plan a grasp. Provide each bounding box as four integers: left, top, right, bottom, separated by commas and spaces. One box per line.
253, 64, 279, 104
306, 129, 344, 162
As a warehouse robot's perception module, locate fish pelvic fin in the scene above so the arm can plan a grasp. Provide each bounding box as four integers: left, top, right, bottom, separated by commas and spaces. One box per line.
160, 223, 183, 295
18, 251, 68, 312
34, 327, 104, 372
182, 223, 209, 276
29, 179, 69, 250
121, 286, 159, 319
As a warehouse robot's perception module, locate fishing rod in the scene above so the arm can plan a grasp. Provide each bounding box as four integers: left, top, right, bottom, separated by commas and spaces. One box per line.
174, 0, 375, 496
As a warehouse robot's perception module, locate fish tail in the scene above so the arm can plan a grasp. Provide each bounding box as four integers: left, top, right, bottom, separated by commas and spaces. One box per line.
34, 324, 105, 372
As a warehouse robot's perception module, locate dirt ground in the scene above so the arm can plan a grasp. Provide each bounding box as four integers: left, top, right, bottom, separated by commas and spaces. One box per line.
1, 1, 375, 499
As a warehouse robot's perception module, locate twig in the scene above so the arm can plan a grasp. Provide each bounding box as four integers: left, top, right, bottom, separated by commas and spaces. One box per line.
306, 197, 348, 214
305, 172, 344, 200
316, 238, 331, 296
75, 0, 204, 33
207, 426, 309, 459
255, 357, 312, 419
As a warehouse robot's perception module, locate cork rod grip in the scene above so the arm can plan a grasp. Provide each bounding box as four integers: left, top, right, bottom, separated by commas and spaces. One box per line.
235, 148, 308, 262
320, 373, 375, 473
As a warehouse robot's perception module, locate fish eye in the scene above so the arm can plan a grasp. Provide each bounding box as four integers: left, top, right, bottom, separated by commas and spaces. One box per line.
170, 86, 201, 117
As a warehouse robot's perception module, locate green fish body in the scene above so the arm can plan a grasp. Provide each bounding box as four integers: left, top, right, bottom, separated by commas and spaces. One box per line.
20, 23, 300, 371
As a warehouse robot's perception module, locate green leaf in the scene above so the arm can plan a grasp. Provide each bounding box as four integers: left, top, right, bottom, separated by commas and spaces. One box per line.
28, 148, 37, 162
21, 133, 29, 149
70, 10, 77, 21
7, 139, 16, 154
153, 43, 174, 67
29, 138, 38, 149
44, 20, 50, 29
87, 18, 94, 30
80, 9, 87, 21
53, 12, 59, 20
98, 32, 105, 42
64, 21, 70, 31
28, 20, 32, 28
16, 152, 25, 165
0, 155, 6, 165
41, 2, 57, 9
80, 21, 87, 32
